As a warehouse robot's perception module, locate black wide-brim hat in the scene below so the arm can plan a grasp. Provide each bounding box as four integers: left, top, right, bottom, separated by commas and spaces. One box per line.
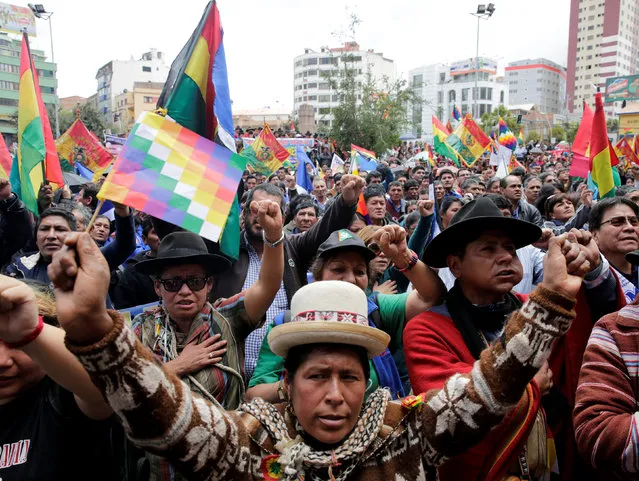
422, 197, 542, 268
135, 231, 231, 275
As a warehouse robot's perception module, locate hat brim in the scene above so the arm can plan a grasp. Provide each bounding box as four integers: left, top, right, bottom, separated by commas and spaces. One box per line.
268, 321, 390, 359
134, 253, 231, 275
422, 217, 542, 268
319, 245, 376, 263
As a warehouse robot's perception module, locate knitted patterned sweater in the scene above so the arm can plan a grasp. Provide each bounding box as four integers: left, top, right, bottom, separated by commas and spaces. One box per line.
66, 286, 575, 481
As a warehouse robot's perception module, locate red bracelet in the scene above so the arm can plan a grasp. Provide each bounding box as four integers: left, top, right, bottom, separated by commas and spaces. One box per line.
2, 316, 44, 349
397, 250, 419, 273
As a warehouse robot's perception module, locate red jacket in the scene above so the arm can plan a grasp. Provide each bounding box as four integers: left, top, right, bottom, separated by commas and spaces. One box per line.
404, 301, 541, 481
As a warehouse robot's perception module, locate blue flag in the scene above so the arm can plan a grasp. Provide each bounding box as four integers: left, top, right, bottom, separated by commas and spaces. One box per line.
353, 152, 378, 173
296, 146, 314, 192
75, 162, 94, 180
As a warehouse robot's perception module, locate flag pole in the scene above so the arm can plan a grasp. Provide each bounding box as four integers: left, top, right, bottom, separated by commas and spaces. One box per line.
85, 199, 105, 233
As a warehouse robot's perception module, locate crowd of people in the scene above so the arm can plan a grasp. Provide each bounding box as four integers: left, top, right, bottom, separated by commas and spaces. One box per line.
1, 141, 639, 481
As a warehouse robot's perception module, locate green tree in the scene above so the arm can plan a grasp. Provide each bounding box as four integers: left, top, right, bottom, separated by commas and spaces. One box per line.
480, 105, 520, 136
58, 103, 107, 136
525, 131, 540, 144
551, 126, 565, 142
565, 121, 579, 143
607, 118, 619, 134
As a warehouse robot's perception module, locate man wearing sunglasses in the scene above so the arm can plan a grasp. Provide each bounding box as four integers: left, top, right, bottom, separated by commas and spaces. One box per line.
590, 197, 639, 303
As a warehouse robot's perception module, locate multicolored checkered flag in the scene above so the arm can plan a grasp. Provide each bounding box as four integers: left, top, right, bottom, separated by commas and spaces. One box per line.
98, 111, 247, 242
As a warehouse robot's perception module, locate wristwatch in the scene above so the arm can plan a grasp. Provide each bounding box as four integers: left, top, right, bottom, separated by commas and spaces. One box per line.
262, 231, 285, 248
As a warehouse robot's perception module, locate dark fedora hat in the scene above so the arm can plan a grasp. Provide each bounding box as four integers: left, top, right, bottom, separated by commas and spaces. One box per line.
422, 197, 542, 268
626, 249, 639, 266
135, 231, 231, 275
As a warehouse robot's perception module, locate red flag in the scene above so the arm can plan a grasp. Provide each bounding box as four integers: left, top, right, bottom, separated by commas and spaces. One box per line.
614, 137, 639, 165
569, 101, 594, 178
446, 120, 453, 133
356, 193, 371, 225
589, 92, 618, 197
0, 133, 11, 178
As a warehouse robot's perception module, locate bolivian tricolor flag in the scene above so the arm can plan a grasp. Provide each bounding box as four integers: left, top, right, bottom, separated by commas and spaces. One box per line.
16, 32, 63, 213
589, 92, 619, 198
157, 1, 239, 259
432, 116, 459, 165
445, 114, 491, 167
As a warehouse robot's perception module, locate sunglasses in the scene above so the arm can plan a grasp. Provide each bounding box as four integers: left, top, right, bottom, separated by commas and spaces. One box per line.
157, 277, 210, 292
600, 215, 639, 228
367, 243, 383, 256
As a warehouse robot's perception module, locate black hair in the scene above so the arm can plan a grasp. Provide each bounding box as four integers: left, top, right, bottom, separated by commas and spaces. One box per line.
485, 193, 512, 212
544, 193, 573, 219
589, 197, 639, 230
387, 181, 403, 191
37, 207, 77, 232
363, 184, 386, 202
284, 343, 370, 383
535, 184, 560, 215
440, 196, 463, 215
284, 193, 313, 224
246, 174, 257, 181
403, 210, 420, 230
365, 171, 382, 184
80, 183, 99, 210
412, 165, 425, 174
438, 168, 454, 179
499, 175, 520, 189
404, 179, 419, 191
141, 217, 155, 237
510, 167, 526, 178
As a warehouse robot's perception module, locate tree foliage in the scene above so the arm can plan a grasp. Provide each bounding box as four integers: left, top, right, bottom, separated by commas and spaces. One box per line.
58, 103, 107, 136
564, 122, 579, 143
480, 105, 521, 135
324, 13, 417, 155
525, 131, 541, 144
551, 126, 565, 142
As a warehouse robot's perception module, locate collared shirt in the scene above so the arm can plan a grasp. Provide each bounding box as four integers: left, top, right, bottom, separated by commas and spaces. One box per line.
242, 233, 288, 381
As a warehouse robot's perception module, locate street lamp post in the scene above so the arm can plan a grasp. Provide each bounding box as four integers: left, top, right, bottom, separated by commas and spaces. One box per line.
28, 4, 59, 138
470, 3, 495, 120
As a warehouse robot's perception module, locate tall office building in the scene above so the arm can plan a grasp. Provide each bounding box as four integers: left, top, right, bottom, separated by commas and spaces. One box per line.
506, 59, 567, 114
566, 0, 639, 113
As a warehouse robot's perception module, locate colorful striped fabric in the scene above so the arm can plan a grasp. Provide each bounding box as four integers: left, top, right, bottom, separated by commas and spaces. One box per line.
497, 117, 518, 151
157, 1, 240, 259
15, 32, 63, 213
350, 144, 377, 175
589, 93, 619, 198
445, 114, 491, 167
432, 116, 459, 166
0, 133, 11, 178
98, 111, 247, 243
56, 118, 114, 173
452, 105, 462, 122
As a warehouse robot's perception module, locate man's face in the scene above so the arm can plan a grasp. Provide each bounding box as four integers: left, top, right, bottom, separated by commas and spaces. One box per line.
482, 167, 495, 180
143, 227, 161, 253
543, 175, 557, 184
467, 183, 483, 197
389, 185, 403, 202
525, 179, 542, 202
397, 177, 407, 186
294, 207, 318, 233
335, 179, 342, 193
245, 190, 283, 241
448, 230, 523, 301
90, 217, 111, 243
531, 165, 542, 174
458, 170, 470, 183
434, 184, 445, 199
593, 204, 639, 259
285, 174, 296, 189
440, 173, 455, 189
313, 181, 327, 199
246, 177, 257, 190
77, 188, 91, 207
412, 169, 425, 182
420, 177, 430, 190
558, 170, 569, 182
626, 191, 639, 206
501, 176, 523, 203
366, 196, 386, 221
406, 186, 419, 200
277, 168, 286, 180
36, 215, 72, 261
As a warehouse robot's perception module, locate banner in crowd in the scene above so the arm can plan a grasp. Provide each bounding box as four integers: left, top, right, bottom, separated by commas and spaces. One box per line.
330, 153, 344, 173
0, 3, 36, 36
445, 114, 491, 167
350, 144, 377, 175
98, 111, 246, 243
432, 116, 459, 165
242, 137, 313, 149
104, 134, 126, 157
242, 124, 290, 176
56, 119, 114, 173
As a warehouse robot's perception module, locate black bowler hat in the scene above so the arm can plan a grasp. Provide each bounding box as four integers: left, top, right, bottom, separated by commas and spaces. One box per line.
135, 231, 231, 275
422, 197, 542, 268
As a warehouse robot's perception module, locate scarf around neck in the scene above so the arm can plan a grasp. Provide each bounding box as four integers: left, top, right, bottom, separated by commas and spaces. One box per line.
446, 281, 523, 359
240, 388, 390, 481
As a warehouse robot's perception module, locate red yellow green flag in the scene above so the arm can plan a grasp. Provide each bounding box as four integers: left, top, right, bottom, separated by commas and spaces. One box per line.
17, 32, 63, 213
589, 92, 619, 198
432, 116, 459, 165
242, 123, 290, 176
444, 114, 491, 167
56, 118, 114, 173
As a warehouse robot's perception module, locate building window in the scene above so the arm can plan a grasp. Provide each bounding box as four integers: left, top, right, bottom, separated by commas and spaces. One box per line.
307, 70, 318, 76
318, 95, 331, 102
439, 72, 446, 82
480, 87, 487, 100
437, 91, 443, 104
487, 88, 493, 100
307, 82, 317, 89
143, 96, 154, 103
412, 74, 423, 87
500, 91, 505, 104
319, 57, 338, 65
308, 95, 317, 101
305, 57, 318, 65
318, 107, 331, 115
462, 88, 469, 101
0, 80, 18, 90
142, 66, 152, 72
448, 89, 456, 102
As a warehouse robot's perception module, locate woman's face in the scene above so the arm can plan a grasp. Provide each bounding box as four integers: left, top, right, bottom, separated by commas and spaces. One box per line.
286, 346, 366, 446
442, 202, 462, 229
551, 198, 575, 222
0, 342, 45, 405
366, 242, 390, 278
154, 264, 213, 324
434, 184, 445, 200
319, 251, 369, 291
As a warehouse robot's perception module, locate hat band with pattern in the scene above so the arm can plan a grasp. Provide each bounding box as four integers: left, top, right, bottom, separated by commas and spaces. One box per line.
293, 310, 368, 326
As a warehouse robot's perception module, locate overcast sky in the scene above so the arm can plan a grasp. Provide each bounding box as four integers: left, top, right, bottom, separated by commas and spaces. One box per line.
27, 0, 570, 111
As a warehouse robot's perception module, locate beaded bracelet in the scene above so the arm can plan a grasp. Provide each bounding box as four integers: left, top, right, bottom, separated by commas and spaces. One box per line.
397, 250, 419, 273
